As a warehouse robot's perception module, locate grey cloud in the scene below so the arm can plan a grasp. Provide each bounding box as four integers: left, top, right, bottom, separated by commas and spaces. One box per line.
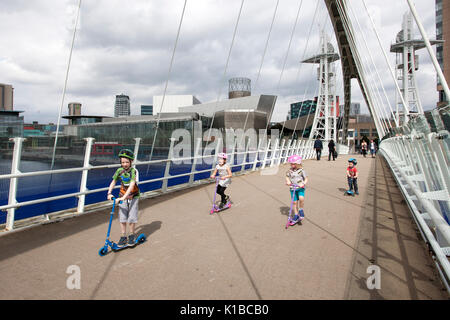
0, 0, 440, 124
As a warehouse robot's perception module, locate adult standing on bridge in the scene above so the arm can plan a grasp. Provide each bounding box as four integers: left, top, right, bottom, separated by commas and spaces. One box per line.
361, 140, 368, 158
328, 139, 337, 161
314, 138, 323, 161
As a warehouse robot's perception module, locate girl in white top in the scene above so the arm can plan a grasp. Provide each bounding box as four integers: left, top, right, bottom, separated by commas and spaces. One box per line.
210, 153, 232, 208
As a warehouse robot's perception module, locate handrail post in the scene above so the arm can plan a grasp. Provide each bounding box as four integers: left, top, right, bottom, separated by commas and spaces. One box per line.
133, 138, 141, 165
6, 137, 26, 231
270, 138, 279, 167
289, 139, 297, 157
211, 138, 222, 172
295, 139, 302, 156
261, 140, 271, 170
241, 137, 250, 173
283, 139, 292, 164
77, 137, 94, 214
298, 140, 305, 158
162, 138, 176, 193
252, 138, 263, 171
189, 138, 202, 185
277, 139, 286, 166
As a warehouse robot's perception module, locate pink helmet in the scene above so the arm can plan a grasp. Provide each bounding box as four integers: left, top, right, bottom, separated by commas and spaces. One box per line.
218, 152, 227, 159
288, 154, 302, 164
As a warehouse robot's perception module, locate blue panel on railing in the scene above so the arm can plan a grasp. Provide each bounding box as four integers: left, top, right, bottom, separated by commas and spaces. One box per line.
0, 150, 268, 224
0, 160, 83, 224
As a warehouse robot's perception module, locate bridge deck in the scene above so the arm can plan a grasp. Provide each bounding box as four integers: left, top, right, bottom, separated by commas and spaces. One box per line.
0, 155, 446, 299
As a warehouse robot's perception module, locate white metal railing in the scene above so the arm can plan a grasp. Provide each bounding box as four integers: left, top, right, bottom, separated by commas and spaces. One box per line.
1, 136, 319, 232
379, 130, 450, 293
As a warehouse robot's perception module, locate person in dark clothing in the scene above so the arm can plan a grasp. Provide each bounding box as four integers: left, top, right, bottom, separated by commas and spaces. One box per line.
313, 138, 323, 161
328, 139, 336, 161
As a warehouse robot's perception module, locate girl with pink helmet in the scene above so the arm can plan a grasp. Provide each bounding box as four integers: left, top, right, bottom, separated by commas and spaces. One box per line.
285, 154, 308, 225
210, 152, 232, 209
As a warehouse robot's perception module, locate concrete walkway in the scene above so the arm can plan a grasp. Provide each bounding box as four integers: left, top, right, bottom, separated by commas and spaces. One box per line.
0, 154, 447, 299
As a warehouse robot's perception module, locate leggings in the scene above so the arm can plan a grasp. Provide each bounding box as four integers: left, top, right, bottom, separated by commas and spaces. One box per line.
216, 185, 228, 203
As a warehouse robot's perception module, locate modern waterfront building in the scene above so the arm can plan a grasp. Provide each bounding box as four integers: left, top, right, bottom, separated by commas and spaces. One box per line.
153, 95, 201, 114
72, 113, 204, 156
0, 110, 24, 149
178, 94, 277, 130
290, 99, 317, 120
114, 94, 130, 117
339, 102, 360, 117
228, 77, 251, 99
141, 105, 153, 115
0, 110, 23, 138
271, 113, 316, 139
68, 102, 82, 116
0, 83, 14, 111
63, 115, 108, 126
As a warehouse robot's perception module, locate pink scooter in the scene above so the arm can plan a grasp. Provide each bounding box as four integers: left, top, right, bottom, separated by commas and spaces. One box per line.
210, 177, 232, 214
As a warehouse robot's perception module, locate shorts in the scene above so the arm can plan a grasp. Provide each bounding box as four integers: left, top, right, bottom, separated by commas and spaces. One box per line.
290, 188, 305, 201
118, 198, 139, 223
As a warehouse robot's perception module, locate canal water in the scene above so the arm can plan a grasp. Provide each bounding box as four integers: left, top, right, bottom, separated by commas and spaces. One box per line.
0, 155, 257, 224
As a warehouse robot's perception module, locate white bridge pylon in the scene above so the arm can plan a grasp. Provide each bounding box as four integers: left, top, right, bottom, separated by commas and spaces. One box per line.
302, 31, 340, 142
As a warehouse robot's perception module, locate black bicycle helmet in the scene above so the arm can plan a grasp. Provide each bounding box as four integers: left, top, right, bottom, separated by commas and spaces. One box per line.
118, 149, 135, 160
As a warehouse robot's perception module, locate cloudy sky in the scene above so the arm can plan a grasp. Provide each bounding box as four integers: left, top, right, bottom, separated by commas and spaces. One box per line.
0, 0, 439, 124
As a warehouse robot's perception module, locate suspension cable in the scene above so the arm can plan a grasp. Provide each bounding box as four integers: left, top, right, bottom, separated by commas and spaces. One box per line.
148, 0, 187, 168
259, 0, 308, 152
50, 0, 82, 170
361, 0, 410, 117
288, 0, 321, 141
335, 0, 387, 137
236, 0, 280, 153
345, 0, 398, 127
340, 1, 392, 133
205, 0, 245, 146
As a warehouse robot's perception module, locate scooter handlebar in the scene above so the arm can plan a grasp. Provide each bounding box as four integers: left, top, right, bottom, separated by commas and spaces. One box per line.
110, 196, 123, 204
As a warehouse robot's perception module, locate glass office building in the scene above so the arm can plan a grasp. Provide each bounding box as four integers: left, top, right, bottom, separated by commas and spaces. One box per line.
114, 94, 130, 117
141, 105, 153, 115
290, 100, 317, 119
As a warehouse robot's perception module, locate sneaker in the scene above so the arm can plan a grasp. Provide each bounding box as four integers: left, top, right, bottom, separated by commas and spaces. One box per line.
128, 234, 136, 246
219, 202, 224, 209
290, 215, 300, 225
299, 209, 305, 218
355, 191, 359, 195
118, 236, 128, 246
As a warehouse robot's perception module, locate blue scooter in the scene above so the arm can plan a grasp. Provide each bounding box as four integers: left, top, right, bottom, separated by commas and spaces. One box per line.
98, 197, 146, 256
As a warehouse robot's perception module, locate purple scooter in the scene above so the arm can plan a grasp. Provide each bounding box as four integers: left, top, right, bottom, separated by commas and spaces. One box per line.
286, 184, 300, 229
210, 177, 232, 214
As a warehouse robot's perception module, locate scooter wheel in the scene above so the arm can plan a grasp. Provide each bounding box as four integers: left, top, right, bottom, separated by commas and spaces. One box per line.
98, 247, 108, 256
137, 234, 146, 244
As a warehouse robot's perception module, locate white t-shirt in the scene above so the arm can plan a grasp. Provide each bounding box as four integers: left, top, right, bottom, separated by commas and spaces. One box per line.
216, 163, 231, 187
286, 168, 307, 189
